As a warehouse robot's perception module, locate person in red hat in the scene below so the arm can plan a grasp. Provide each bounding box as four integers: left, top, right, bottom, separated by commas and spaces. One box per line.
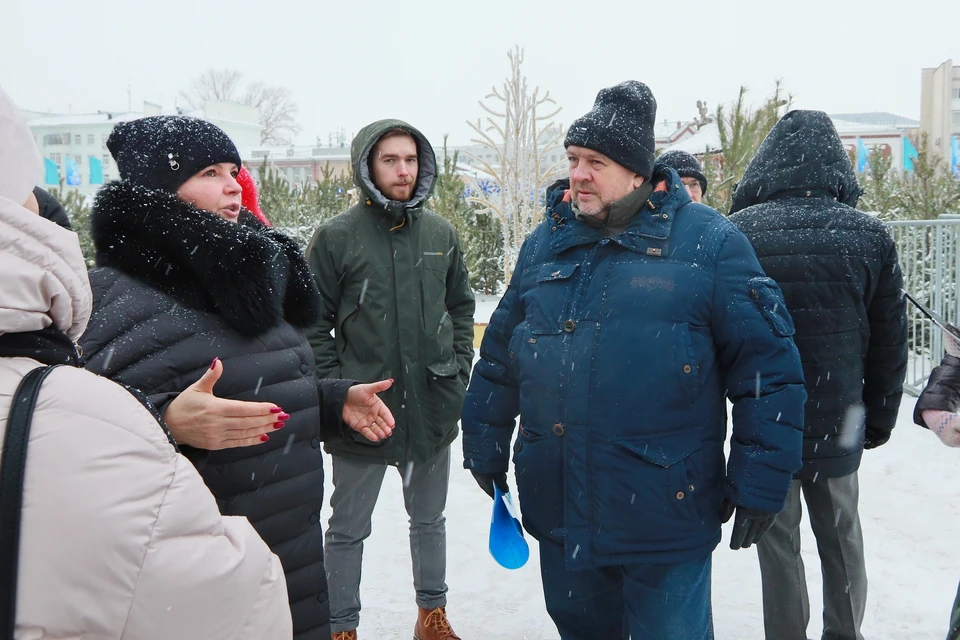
236, 166, 271, 226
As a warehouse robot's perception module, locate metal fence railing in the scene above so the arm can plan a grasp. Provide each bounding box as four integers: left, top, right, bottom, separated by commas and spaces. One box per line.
886, 217, 960, 395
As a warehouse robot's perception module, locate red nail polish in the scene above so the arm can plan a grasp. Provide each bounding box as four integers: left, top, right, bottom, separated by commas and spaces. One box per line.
274, 422, 285, 429
210, 357, 219, 370
260, 434, 269, 442
278, 413, 290, 421
270, 407, 283, 414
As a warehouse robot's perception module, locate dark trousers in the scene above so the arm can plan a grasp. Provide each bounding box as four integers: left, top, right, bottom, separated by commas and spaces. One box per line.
757, 473, 867, 640
538, 537, 714, 640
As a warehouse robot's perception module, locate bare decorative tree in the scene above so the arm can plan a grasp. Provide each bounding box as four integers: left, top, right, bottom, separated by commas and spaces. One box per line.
242, 82, 301, 146
463, 47, 564, 282
179, 69, 301, 145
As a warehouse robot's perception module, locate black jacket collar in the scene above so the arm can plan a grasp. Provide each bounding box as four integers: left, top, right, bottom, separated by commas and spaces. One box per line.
90, 180, 321, 337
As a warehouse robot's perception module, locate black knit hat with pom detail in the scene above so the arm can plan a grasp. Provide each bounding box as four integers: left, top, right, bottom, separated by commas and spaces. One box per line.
564, 80, 657, 180
107, 115, 242, 193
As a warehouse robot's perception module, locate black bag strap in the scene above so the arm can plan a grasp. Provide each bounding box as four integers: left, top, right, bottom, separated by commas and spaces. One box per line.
0, 365, 59, 639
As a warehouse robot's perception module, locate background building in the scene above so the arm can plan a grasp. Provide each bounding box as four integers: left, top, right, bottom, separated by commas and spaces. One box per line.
660, 112, 920, 173
920, 59, 960, 163
241, 144, 351, 187
26, 100, 261, 197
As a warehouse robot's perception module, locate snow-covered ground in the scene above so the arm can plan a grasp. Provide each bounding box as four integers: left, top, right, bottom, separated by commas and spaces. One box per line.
321, 306, 959, 638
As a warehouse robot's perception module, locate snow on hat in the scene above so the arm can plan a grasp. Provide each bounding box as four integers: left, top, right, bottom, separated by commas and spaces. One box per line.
658, 149, 708, 195
0, 86, 43, 205
564, 80, 657, 180
107, 115, 242, 193
236, 167, 271, 226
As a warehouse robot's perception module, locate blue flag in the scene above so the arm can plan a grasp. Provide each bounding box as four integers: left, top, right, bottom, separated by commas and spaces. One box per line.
89, 156, 103, 185
65, 156, 80, 186
856, 138, 869, 173
952, 136, 960, 177
903, 137, 919, 172
44, 158, 59, 185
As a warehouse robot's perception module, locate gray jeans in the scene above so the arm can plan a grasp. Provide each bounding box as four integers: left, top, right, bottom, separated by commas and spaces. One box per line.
757, 472, 867, 640
325, 447, 450, 632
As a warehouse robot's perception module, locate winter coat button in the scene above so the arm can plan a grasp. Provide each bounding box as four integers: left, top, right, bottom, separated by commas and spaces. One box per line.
300, 364, 310, 374
683, 364, 692, 374
676, 491, 685, 500
509, 351, 516, 360
563, 320, 576, 333
552, 423, 565, 436
309, 512, 320, 525
311, 437, 320, 449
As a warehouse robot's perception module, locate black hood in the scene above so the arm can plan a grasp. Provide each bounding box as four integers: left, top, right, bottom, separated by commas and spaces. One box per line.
90, 180, 321, 336
730, 110, 862, 214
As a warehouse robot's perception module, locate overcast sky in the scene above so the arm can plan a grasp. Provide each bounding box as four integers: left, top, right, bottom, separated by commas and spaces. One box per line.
2, 0, 958, 148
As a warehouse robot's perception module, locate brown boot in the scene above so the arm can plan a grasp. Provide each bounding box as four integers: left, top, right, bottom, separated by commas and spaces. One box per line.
331, 632, 357, 640
413, 606, 461, 640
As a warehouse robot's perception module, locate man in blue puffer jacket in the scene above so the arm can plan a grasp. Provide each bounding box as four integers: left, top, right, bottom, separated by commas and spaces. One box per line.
461, 80, 807, 640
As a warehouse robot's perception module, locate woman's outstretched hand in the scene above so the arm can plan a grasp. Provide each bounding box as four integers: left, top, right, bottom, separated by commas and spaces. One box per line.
342, 379, 396, 442
163, 358, 287, 449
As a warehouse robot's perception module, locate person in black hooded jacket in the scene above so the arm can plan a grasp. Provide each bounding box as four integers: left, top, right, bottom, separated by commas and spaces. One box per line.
79, 115, 396, 640
33, 186, 72, 229
729, 110, 907, 640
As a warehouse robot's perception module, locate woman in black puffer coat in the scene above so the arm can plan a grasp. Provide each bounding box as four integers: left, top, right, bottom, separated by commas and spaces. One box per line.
79, 116, 395, 639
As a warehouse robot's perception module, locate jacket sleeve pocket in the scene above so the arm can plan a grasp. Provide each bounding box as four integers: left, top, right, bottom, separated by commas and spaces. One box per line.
749, 277, 795, 338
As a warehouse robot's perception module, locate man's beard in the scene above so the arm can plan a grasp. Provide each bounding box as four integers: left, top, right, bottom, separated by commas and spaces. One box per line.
575, 198, 609, 221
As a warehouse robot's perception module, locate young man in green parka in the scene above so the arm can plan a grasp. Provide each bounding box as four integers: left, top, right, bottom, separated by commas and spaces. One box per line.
306, 120, 475, 640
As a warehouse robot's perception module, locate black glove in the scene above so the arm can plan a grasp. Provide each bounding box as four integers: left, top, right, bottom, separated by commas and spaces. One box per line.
863, 426, 891, 450
720, 498, 776, 550
471, 471, 509, 500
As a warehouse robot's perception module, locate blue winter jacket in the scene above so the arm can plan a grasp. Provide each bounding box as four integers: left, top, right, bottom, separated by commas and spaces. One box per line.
462, 166, 806, 569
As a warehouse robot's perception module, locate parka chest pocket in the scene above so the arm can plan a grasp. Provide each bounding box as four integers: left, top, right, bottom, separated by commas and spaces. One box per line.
523, 262, 580, 330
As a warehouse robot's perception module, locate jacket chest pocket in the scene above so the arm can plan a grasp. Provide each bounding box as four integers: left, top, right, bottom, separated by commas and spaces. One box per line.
522, 262, 580, 330
420, 260, 454, 365
419, 258, 449, 327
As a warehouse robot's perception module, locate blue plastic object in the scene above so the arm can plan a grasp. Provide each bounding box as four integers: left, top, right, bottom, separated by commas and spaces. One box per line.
489, 486, 529, 569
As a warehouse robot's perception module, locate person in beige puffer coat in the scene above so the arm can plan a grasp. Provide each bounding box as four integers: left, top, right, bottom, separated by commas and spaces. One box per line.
0, 87, 293, 639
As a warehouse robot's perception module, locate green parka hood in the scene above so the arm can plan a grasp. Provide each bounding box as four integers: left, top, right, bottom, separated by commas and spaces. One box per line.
351, 119, 437, 219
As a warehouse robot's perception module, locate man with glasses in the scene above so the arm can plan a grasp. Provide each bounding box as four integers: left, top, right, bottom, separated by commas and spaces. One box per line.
658, 149, 706, 203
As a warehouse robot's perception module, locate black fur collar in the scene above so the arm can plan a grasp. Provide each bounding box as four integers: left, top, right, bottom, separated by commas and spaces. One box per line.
90, 180, 321, 337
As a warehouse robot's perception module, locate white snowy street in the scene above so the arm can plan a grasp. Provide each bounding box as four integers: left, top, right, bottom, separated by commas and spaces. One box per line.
323, 371, 960, 639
